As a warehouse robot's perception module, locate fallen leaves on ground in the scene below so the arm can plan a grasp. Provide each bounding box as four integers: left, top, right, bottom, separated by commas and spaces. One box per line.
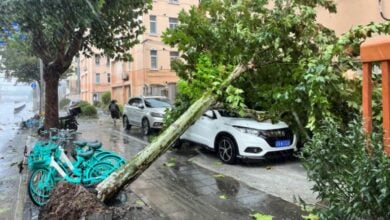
250, 212, 273, 220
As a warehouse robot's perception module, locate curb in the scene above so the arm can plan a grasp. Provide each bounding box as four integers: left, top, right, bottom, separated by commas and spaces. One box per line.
14, 135, 34, 219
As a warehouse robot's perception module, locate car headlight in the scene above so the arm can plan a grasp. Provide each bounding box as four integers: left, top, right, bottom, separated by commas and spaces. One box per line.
151, 112, 164, 118
233, 126, 260, 136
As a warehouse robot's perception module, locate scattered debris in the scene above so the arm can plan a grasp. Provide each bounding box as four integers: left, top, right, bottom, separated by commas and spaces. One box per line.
213, 174, 225, 178
164, 157, 177, 167
18, 160, 23, 173
163, 162, 175, 167
250, 212, 274, 220
219, 194, 228, 200
39, 182, 112, 220
266, 166, 272, 170
213, 161, 223, 165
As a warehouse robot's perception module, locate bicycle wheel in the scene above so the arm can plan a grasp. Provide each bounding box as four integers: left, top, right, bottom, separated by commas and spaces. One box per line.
28, 168, 55, 206
98, 154, 125, 168
84, 162, 115, 186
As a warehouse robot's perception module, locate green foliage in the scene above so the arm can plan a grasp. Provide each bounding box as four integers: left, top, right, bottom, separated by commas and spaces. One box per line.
117, 104, 124, 114
80, 102, 97, 117
101, 92, 111, 106
162, 0, 390, 142
0, 38, 40, 84
93, 101, 101, 107
59, 98, 71, 109
0, 0, 150, 127
302, 120, 390, 219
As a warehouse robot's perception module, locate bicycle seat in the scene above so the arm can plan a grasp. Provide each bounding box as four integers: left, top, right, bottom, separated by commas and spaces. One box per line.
74, 141, 87, 147
76, 150, 94, 159
87, 141, 102, 150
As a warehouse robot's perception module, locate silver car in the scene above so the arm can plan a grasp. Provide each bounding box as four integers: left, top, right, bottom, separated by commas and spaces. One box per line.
122, 96, 172, 135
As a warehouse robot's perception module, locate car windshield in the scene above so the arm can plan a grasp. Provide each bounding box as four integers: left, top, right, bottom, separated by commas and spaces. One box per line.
144, 98, 171, 108
217, 110, 240, 118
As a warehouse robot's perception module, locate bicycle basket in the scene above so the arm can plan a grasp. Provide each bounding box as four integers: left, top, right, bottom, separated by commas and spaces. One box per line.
28, 143, 52, 169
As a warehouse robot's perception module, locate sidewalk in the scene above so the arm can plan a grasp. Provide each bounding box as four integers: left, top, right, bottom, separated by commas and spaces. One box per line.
0, 128, 38, 220
76, 114, 306, 219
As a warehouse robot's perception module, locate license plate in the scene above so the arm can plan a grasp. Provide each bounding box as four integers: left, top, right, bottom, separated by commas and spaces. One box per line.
275, 140, 290, 147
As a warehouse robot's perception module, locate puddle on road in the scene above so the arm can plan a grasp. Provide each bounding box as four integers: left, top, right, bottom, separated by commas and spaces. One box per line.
214, 176, 240, 198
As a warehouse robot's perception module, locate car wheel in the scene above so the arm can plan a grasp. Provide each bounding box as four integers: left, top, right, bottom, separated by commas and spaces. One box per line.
123, 116, 131, 130
142, 118, 151, 136
216, 135, 237, 164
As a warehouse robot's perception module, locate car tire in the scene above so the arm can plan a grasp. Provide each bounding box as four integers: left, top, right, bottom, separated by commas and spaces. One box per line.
216, 135, 237, 164
123, 116, 131, 130
141, 118, 151, 136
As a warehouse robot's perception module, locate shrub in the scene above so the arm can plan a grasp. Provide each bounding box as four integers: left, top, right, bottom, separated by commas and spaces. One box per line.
59, 98, 71, 109
78, 101, 90, 108
93, 101, 101, 107
80, 104, 97, 117
117, 104, 124, 114
302, 120, 390, 219
101, 92, 111, 106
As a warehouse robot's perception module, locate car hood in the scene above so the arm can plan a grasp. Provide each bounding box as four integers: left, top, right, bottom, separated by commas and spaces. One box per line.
224, 118, 288, 130
149, 107, 170, 114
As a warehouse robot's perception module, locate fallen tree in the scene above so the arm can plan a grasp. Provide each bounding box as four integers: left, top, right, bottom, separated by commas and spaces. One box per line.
96, 62, 250, 201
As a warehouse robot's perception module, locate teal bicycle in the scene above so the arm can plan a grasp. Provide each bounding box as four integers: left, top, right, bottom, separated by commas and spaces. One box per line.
27, 129, 124, 206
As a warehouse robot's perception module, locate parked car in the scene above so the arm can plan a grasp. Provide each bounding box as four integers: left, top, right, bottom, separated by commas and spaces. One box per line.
122, 96, 172, 135
179, 109, 297, 164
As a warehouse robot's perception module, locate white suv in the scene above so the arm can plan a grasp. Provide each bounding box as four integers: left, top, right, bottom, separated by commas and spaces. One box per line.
122, 96, 172, 135
180, 109, 297, 164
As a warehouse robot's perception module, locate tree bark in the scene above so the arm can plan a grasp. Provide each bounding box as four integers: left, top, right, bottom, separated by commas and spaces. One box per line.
96, 63, 249, 202
43, 70, 60, 129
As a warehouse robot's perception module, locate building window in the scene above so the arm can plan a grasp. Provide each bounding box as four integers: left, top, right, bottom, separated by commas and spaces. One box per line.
107, 73, 111, 83
150, 15, 157, 34
170, 51, 179, 69
106, 57, 110, 66
170, 51, 179, 61
169, 0, 179, 4
95, 55, 100, 65
96, 73, 100, 84
169, 17, 178, 29
150, 50, 158, 70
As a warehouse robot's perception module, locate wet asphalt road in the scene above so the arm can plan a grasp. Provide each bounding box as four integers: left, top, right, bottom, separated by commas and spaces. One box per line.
14, 110, 311, 220
71, 114, 306, 219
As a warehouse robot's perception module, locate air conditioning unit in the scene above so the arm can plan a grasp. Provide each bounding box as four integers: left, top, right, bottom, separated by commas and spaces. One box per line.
122, 72, 129, 81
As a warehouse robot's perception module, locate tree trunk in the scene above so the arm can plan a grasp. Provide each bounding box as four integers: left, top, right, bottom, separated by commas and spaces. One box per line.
43, 70, 60, 129
96, 63, 249, 201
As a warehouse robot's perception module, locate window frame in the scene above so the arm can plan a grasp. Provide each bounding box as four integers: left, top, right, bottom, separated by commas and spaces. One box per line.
95, 55, 100, 65
169, 17, 178, 29
150, 50, 158, 70
149, 15, 157, 34
95, 73, 100, 84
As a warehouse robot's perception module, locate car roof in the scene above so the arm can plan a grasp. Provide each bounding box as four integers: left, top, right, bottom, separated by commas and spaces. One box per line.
130, 96, 168, 99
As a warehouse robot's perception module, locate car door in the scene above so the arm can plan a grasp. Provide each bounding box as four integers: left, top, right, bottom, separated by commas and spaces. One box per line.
190, 110, 218, 147
127, 98, 141, 125
132, 98, 145, 126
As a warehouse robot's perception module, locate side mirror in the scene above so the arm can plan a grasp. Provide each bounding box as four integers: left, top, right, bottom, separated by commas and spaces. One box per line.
137, 104, 144, 109
203, 110, 215, 119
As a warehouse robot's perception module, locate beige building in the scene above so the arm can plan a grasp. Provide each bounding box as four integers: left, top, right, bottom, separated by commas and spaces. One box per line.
80, 54, 112, 104
78, 0, 390, 105
79, 0, 199, 105
317, 0, 390, 35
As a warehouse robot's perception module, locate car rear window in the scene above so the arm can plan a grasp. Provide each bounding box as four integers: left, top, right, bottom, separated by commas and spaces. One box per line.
144, 98, 171, 108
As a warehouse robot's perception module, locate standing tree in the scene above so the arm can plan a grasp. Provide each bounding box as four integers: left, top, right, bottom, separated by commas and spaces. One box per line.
0, 0, 151, 128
